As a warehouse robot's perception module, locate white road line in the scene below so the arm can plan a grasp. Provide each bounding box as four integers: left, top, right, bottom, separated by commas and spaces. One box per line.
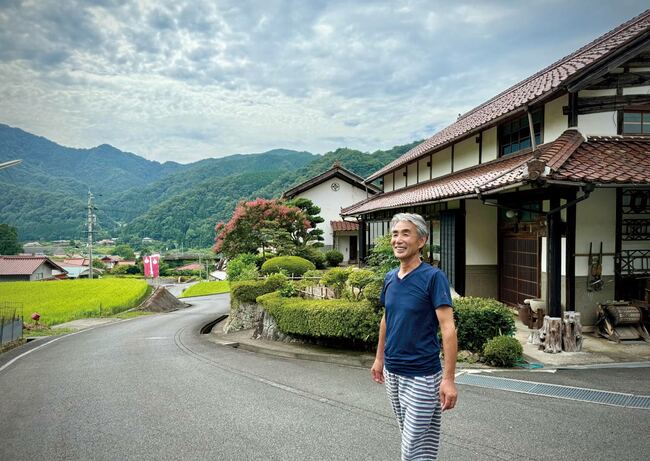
0, 328, 92, 373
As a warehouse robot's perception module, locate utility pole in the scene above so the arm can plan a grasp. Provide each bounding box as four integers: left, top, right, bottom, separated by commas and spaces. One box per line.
87, 191, 96, 279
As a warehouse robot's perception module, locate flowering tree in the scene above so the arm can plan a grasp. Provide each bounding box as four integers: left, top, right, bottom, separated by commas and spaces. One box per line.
213, 198, 312, 258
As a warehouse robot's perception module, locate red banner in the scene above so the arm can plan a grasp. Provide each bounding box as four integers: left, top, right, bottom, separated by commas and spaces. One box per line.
143, 254, 160, 278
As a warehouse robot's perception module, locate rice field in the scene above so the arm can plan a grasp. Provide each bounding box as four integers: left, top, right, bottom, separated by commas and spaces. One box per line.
0, 278, 150, 326
179, 281, 230, 298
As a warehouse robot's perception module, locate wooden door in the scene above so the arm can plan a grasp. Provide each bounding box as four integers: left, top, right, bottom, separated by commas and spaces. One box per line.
500, 234, 540, 305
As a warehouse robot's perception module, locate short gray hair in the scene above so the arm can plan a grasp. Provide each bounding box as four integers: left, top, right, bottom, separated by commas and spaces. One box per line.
390, 213, 429, 240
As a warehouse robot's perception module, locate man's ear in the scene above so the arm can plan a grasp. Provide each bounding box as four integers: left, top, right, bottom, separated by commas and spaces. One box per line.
418, 237, 427, 250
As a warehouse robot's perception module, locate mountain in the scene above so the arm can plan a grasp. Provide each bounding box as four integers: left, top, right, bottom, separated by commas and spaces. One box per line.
0, 123, 418, 246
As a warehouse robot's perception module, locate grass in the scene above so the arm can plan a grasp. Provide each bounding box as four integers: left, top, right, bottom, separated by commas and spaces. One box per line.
179, 281, 230, 298
0, 279, 150, 326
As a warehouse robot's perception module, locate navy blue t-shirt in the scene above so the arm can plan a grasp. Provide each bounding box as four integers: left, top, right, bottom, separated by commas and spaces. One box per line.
380, 263, 453, 377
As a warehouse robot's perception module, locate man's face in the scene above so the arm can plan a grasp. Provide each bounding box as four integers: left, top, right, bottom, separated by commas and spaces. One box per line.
391, 220, 426, 261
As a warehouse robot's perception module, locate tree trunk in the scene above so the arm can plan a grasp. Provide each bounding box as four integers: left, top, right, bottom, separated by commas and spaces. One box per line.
562, 312, 583, 352
539, 316, 562, 353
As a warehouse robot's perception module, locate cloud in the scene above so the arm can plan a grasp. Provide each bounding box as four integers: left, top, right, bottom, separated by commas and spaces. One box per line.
0, 0, 648, 162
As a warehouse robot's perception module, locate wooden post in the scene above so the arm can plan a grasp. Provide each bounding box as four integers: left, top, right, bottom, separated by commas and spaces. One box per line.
539, 316, 562, 353
562, 311, 583, 352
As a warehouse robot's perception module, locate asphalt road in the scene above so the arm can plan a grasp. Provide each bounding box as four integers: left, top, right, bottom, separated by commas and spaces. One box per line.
1, 293, 648, 460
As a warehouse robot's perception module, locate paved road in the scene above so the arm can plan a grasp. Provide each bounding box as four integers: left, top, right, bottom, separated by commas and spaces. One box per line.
1, 293, 648, 460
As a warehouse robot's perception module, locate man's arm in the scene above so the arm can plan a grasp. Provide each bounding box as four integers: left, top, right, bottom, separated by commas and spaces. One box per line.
371, 314, 386, 384
436, 306, 458, 410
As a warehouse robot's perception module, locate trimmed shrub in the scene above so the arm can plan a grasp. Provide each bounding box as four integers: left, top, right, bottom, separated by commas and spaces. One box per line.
363, 279, 384, 311
230, 273, 288, 304
454, 297, 516, 353
301, 270, 322, 286
261, 256, 315, 276
483, 335, 523, 367
325, 249, 344, 267
347, 269, 377, 301
227, 253, 259, 281
320, 267, 351, 298
257, 292, 382, 344
366, 234, 399, 274
294, 246, 326, 270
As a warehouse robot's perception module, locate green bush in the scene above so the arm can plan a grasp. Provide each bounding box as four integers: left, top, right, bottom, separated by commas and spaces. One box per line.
261, 256, 315, 276
294, 246, 326, 269
347, 269, 377, 301
302, 270, 322, 285
321, 267, 351, 297
363, 279, 384, 311
257, 292, 382, 343
483, 335, 523, 367
454, 297, 516, 353
325, 249, 344, 267
230, 273, 288, 304
227, 254, 260, 281
366, 234, 399, 274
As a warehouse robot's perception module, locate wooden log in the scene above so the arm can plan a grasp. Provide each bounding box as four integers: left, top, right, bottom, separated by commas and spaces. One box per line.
562, 312, 583, 352
539, 316, 562, 353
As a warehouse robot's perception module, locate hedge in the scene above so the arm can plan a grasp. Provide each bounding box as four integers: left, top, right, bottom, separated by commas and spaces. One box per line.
261, 256, 315, 276
454, 297, 516, 353
230, 273, 288, 304
257, 292, 382, 343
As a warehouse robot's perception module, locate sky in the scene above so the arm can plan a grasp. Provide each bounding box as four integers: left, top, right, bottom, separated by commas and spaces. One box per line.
0, 1, 648, 164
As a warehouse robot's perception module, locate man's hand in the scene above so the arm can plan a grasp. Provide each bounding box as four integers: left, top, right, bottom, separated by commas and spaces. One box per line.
371, 358, 384, 384
439, 377, 457, 411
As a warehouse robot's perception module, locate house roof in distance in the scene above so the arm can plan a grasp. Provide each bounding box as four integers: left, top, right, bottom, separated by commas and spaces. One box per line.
330, 220, 359, 232
0, 255, 66, 275
283, 162, 381, 198
366, 9, 650, 182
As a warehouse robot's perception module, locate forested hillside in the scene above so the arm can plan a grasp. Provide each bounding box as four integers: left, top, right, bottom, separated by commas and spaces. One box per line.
0, 123, 420, 246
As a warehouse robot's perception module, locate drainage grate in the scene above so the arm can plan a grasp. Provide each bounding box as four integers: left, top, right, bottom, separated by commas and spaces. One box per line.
456, 374, 650, 410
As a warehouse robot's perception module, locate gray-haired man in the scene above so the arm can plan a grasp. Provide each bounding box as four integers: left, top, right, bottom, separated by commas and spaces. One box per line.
371, 213, 458, 460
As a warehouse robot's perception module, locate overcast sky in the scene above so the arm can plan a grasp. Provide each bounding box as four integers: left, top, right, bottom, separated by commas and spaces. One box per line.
0, 1, 648, 163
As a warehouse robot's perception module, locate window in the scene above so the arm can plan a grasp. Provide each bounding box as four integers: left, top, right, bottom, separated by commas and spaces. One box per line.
499, 110, 543, 156
622, 111, 650, 134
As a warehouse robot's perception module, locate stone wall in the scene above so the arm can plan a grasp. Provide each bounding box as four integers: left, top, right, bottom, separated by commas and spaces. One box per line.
223, 301, 263, 333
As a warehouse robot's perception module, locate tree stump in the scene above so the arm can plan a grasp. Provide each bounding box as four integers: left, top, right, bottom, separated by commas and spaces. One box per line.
562, 312, 583, 352
539, 316, 562, 353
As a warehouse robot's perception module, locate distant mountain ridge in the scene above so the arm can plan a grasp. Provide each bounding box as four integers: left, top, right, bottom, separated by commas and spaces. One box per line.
0, 123, 419, 246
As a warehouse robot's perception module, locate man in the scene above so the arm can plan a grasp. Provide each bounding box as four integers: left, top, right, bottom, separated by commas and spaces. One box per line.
371, 213, 458, 461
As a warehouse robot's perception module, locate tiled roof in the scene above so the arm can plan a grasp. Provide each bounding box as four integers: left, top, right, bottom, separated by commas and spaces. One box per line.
330, 220, 359, 232
0, 256, 65, 275
342, 130, 650, 216
62, 258, 90, 267
366, 9, 650, 182
175, 263, 203, 271
283, 163, 381, 198
551, 135, 650, 183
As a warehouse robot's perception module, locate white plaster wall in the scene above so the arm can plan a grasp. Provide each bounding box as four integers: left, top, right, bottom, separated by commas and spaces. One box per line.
544, 94, 568, 142
622, 85, 650, 95
578, 89, 617, 97
407, 162, 418, 187
465, 200, 498, 264
575, 188, 617, 276
298, 180, 371, 247
394, 167, 406, 189
418, 157, 430, 183
540, 237, 567, 276
454, 136, 479, 172
431, 147, 452, 179
482, 127, 498, 163
578, 111, 618, 136
383, 173, 393, 192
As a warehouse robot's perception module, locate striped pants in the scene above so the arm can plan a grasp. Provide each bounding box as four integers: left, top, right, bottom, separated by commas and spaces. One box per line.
384, 369, 443, 461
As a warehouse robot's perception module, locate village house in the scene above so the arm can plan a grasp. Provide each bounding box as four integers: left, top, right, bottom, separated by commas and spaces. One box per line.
283, 162, 380, 264
342, 10, 650, 327
0, 255, 67, 282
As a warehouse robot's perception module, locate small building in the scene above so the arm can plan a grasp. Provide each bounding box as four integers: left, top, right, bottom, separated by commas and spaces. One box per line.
283, 162, 380, 264
100, 255, 122, 269
0, 256, 67, 282
97, 239, 116, 246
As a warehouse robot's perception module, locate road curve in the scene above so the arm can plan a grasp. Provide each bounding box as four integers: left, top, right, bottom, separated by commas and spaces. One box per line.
1, 293, 648, 460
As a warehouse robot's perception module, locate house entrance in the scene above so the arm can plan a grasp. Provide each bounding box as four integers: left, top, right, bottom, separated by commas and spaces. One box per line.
349, 236, 358, 263
500, 233, 541, 306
